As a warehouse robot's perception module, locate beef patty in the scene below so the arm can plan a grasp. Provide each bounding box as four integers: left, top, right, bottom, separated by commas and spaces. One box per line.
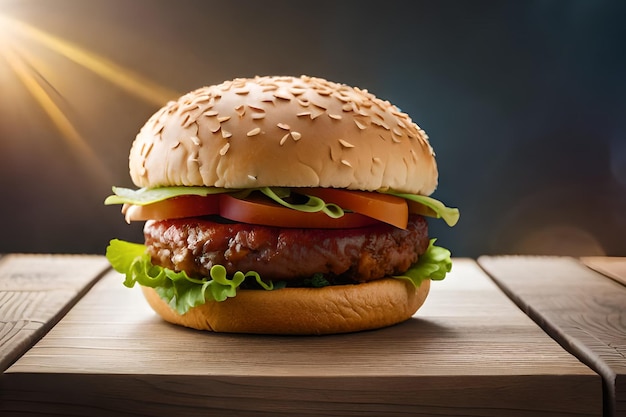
144, 214, 429, 284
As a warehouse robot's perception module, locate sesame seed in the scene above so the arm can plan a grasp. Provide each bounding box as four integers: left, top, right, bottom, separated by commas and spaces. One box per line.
204, 116, 220, 133
310, 109, 325, 119
354, 119, 367, 130
297, 111, 311, 117
372, 157, 382, 163
371, 119, 384, 127
328, 113, 342, 120
289, 86, 306, 95
193, 93, 210, 101
372, 111, 386, 121
273, 90, 291, 100
334, 91, 350, 101
247, 127, 261, 136
144, 142, 154, 157
219, 143, 230, 155
203, 110, 219, 117
182, 113, 192, 128
280, 133, 290, 145
171, 141, 180, 149
234, 87, 250, 95
311, 102, 327, 110
341, 159, 352, 167
392, 127, 403, 137
252, 113, 266, 120
338, 139, 354, 148
222, 129, 232, 139
277, 123, 290, 130
248, 174, 257, 181
291, 131, 302, 140
235, 105, 246, 117
248, 104, 265, 112
342, 103, 353, 112
190, 136, 201, 146
218, 116, 231, 123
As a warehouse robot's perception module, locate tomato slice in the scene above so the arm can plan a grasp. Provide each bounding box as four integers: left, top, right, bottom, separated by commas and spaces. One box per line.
121, 188, 409, 229
219, 194, 378, 229
301, 188, 409, 229
122, 195, 220, 222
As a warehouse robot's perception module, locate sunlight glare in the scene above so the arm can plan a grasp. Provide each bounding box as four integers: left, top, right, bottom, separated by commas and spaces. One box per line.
0, 15, 179, 105
0, 11, 182, 186
2, 44, 113, 183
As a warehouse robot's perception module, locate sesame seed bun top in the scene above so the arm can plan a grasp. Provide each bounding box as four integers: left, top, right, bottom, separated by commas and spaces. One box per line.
128, 75, 438, 195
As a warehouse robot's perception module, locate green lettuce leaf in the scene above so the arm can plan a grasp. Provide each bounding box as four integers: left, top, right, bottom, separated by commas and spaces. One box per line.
104, 186, 231, 206
105, 186, 459, 227
386, 192, 460, 227
260, 187, 344, 218
105, 239, 272, 314
394, 239, 453, 287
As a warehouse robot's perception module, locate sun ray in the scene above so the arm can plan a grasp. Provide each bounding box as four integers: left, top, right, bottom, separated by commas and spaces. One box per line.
0, 13, 180, 106
0, 11, 186, 186
1, 42, 113, 183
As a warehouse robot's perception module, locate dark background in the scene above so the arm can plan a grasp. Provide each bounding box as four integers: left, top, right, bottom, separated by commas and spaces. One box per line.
0, 0, 625, 257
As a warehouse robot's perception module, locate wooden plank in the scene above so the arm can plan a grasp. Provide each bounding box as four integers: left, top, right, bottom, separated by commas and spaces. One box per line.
478, 256, 626, 417
0, 254, 110, 372
1, 258, 600, 416
581, 256, 626, 287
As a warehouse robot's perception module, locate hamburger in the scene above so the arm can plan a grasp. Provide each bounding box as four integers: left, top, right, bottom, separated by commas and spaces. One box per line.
105, 75, 459, 335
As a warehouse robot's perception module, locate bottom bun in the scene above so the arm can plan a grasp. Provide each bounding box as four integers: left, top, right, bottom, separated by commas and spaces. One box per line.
141, 278, 430, 335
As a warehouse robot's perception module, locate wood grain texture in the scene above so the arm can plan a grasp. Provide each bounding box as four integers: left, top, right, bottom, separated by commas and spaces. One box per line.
0, 254, 109, 372
581, 256, 626, 287
478, 256, 626, 417
1, 258, 600, 416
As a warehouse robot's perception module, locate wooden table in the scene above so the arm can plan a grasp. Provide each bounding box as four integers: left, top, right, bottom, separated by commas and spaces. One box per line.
1, 254, 624, 416
478, 256, 626, 417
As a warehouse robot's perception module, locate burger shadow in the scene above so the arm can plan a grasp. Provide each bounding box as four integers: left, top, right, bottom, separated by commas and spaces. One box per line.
147, 316, 457, 370
230, 318, 457, 365
347, 316, 457, 342
379, 316, 455, 337
210, 316, 456, 343
149, 313, 455, 342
